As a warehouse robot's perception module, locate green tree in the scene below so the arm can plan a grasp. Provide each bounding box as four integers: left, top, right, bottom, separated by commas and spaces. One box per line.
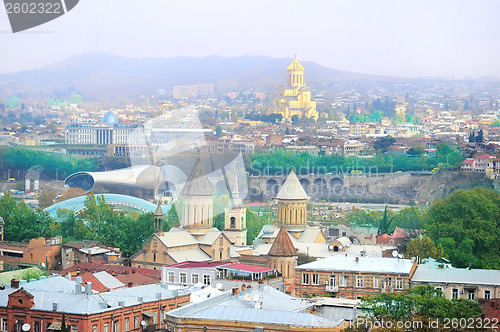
373, 136, 396, 153
291, 115, 300, 125
6, 95, 19, 109
38, 191, 57, 209
215, 125, 223, 137
406, 234, 446, 260
347, 286, 482, 332
246, 208, 268, 244
61, 313, 69, 332
425, 187, 500, 269
390, 206, 426, 231
378, 206, 396, 235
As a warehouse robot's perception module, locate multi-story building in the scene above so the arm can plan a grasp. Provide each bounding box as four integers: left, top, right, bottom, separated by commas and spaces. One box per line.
61, 240, 121, 269
410, 259, 500, 301
0, 276, 189, 332
0, 237, 61, 270
343, 140, 363, 157
294, 256, 417, 299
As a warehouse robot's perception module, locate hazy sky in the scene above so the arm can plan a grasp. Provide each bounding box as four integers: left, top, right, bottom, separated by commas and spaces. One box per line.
0, 0, 499, 78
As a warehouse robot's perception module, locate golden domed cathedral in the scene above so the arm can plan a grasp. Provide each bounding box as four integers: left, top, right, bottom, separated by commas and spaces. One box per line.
267, 58, 319, 121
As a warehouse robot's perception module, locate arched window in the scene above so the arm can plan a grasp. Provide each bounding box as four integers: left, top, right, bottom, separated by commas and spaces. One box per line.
153, 252, 156, 262
230, 217, 236, 229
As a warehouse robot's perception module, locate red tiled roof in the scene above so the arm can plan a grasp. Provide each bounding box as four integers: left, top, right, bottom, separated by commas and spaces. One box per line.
268, 227, 297, 257
115, 273, 159, 286
476, 154, 493, 159
62, 262, 161, 278
73, 273, 109, 292
462, 159, 474, 164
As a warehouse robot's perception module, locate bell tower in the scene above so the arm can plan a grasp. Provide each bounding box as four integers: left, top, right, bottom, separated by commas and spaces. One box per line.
287, 57, 305, 88
223, 171, 247, 246
154, 204, 163, 233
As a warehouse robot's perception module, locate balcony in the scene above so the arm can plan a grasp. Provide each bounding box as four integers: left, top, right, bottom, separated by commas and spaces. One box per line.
325, 285, 338, 292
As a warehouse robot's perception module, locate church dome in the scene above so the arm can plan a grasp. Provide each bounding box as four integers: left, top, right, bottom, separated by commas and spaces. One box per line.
102, 112, 119, 126
263, 226, 274, 234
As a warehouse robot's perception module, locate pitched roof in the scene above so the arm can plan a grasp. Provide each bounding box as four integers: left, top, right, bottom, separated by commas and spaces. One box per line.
276, 171, 308, 200
154, 204, 163, 217
268, 227, 297, 257
287, 59, 305, 71
181, 158, 214, 196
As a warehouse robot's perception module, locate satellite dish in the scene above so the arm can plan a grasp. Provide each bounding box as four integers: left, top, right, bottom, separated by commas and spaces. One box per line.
22, 324, 30, 331
216, 283, 222, 290
244, 293, 252, 302
392, 250, 398, 258
41, 262, 46, 268
140, 321, 146, 326
253, 294, 260, 302
398, 254, 404, 259
254, 303, 261, 309
107, 301, 113, 308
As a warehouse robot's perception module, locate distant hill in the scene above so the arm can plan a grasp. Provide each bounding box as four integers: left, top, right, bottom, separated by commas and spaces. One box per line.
0, 54, 406, 102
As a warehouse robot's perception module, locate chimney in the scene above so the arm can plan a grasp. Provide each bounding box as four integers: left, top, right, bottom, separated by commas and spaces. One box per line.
52, 302, 58, 311
65, 275, 71, 280
75, 276, 83, 284
138, 296, 143, 303
85, 282, 92, 295
232, 287, 239, 295
241, 284, 247, 292
75, 284, 82, 294
128, 282, 133, 288
258, 279, 263, 290
11, 279, 19, 288
118, 300, 125, 307
355, 257, 359, 263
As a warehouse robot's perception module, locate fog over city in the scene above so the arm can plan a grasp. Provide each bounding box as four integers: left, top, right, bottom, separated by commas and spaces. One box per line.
1, 0, 499, 79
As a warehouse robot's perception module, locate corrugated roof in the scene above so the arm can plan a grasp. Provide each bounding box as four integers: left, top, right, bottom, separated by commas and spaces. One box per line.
157, 231, 199, 248
412, 266, 500, 285
268, 227, 297, 257
93, 271, 126, 290
296, 256, 414, 274
0, 277, 186, 315
168, 249, 211, 263
181, 158, 214, 196
276, 171, 309, 200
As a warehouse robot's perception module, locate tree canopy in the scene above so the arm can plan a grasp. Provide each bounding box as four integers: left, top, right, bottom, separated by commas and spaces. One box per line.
425, 187, 500, 269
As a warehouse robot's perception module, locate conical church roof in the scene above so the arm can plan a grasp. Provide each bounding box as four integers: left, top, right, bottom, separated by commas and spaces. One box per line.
181, 158, 214, 196
276, 171, 308, 200
268, 227, 297, 257
287, 59, 304, 71
154, 204, 163, 217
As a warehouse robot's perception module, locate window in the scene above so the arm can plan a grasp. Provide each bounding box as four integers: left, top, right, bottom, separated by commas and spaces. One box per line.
191, 274, 199, 284
168, 271, 174, 282
180, 273, 187, 284
134, 316, 140, 329
1, 318, 7, 331
396, 278, 404, 290
373, 276, 381, 289
302, 273, 309, 285
356, 276, 364, 287
384, 277, 392, 288
340, 275, 347, 287
124, 318, 129, 331
153, 252, 156, 262
329, 275, 337, 287
220, 250, 223, 259
452, 288, 459, 299
312, 274, 319, 285
468, 291, 475, 300
484, 290, 491, 300
92, 325, 97, 332
104, 323, 109, 332
113, 321, 119, 332
71, 326, 78, 332
203, 274, 211, 285
34, 322, 40, 332
152, 312, 157, 324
